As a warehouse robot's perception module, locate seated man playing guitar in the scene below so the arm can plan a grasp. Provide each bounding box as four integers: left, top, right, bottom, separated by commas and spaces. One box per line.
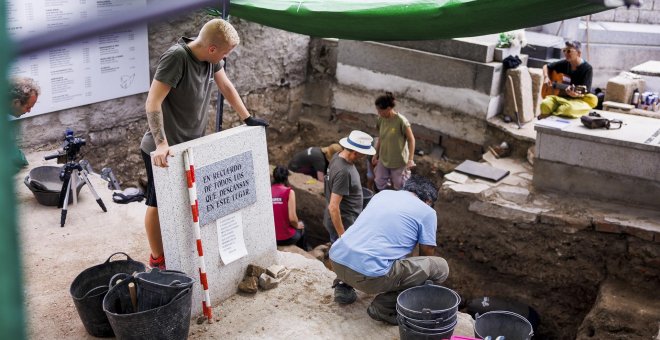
540, 40, 598, 118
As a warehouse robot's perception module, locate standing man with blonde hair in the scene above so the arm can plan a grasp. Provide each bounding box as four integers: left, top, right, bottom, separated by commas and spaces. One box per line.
140, 19, 268, 269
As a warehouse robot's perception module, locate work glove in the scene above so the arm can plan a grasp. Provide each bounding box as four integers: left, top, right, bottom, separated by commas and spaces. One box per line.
244, 116, 269, 127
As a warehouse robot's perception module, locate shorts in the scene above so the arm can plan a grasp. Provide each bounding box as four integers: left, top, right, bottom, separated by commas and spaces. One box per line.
141, 150, 158, 207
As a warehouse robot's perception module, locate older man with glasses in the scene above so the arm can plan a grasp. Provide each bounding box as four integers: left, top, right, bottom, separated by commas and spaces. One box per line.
540, 40, 598, 119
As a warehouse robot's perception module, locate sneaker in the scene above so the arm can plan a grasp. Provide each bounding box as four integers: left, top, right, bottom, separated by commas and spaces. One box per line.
367, 304, 398, 325
332, 279, 357, 304
149, 254, 166, 270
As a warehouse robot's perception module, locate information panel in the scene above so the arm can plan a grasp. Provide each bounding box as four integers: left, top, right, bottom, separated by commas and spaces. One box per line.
7, 0, 150, 118
196, 151, 257, 227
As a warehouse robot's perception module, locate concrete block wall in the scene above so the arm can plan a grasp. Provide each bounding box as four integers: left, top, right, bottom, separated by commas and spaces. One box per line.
332, 40, 506, 152
538, 3, 660, 89
14, 12, 310, 186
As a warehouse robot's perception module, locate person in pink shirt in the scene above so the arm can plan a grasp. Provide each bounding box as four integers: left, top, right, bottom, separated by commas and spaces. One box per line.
271, 165, 306, 249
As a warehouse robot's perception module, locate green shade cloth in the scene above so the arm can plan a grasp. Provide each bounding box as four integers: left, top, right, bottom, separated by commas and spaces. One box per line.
230, 0, 613, 41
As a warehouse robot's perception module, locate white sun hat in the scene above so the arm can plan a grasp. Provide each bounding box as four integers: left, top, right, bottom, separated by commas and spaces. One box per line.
339, 130, 376, 156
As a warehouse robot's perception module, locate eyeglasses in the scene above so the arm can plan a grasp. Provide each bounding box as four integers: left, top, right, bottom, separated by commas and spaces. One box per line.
562, 48, 575, 54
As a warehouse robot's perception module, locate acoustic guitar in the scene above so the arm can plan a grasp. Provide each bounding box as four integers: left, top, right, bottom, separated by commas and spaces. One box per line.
541, 70, 587, 98
541, 70, 565, 98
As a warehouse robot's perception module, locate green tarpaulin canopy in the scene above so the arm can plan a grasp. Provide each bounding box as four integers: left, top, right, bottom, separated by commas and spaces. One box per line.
228, 0, 617, 40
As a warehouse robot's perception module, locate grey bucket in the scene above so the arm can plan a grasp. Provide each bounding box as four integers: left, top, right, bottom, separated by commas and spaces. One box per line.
474, 310, 534, 340
396, 281, 460, 321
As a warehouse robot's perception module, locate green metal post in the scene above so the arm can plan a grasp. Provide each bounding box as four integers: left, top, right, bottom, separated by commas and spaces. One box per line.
0, 0, 26, 338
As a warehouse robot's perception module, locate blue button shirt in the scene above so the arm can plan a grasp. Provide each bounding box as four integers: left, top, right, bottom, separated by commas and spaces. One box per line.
329, 190, 437, 277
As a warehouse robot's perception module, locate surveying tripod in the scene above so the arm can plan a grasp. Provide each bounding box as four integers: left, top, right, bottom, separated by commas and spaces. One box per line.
49, 158, 108, 227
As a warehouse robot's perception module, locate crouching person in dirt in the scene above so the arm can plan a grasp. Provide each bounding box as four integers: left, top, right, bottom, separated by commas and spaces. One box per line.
329, 175, 449, 325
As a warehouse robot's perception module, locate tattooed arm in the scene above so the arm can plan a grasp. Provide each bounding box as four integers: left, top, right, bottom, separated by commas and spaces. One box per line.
145, 79, 172, 167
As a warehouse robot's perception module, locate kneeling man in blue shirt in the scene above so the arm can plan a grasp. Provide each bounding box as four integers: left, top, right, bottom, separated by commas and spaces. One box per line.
329, 175, 449, 325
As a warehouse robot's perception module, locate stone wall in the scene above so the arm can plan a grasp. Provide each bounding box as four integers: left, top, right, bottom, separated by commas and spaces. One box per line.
14, 12, 309, 187
585, 0, 660, 24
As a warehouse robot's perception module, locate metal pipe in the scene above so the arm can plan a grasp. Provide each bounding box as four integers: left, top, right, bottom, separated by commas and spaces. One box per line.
215, 0, 231, 132
15, 0, 220, 57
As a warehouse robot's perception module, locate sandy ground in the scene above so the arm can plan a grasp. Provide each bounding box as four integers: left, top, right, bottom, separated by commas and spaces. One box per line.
16, 150, 475, 339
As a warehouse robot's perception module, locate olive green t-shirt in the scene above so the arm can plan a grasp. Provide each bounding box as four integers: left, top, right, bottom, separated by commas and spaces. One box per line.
376, 112, 410, 168
140, 37, 223, 153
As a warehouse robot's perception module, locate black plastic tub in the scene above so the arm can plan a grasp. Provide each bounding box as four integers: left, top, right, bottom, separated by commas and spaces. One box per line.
103, 275, 193, 340
69, 253, 146, 337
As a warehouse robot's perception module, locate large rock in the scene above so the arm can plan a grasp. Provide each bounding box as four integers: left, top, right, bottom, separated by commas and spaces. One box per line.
576, 279, 660, 340
528, 68, 544, 117
503, 67, 534, 123
604, 72, 646, 104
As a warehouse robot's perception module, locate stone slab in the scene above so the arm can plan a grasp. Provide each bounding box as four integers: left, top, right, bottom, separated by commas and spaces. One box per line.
521, 31, 564, 60
455, 160, 510, 182
337, 40, 504, 96
384, 35, 497, 63
467, 200, 540, 224
527, 57, 560, 69
631, 60, 660, 92
152, 126, 277, 315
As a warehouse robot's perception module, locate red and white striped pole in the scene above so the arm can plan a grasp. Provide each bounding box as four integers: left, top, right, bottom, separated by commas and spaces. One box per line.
184, 148, 213, 322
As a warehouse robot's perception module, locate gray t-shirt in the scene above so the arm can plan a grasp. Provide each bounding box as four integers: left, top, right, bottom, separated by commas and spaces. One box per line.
140, 37, 223, 153
323, 155, 363, 241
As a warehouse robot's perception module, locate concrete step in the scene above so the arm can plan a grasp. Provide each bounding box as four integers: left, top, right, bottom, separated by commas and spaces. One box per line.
337, 40, 504, 96
527, 57, 560, 69
578, 20, 660, 46
521, 31, 564, 60
384, 35, 498, 63
385, 34, 528, 65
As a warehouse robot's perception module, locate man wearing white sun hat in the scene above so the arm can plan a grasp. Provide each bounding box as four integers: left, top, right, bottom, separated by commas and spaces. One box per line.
324, 130, 376, 304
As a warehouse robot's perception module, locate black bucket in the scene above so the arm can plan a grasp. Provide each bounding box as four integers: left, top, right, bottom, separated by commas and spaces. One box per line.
396, 281, 460, 321
134, 268, 195, 312
103, 275, 193, 340
396, 306, 457, 329
69, 252, 146, 337
362, 187, 374, 207
474, 310, 534, 340
398, 315, 456, 340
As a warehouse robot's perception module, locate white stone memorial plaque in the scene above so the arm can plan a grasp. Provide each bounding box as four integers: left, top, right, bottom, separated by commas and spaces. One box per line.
196, 151, 257, 226
216, 212, 248, 265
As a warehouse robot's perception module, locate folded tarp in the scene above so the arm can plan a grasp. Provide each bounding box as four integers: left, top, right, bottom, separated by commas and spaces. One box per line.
229, 0, 618, 41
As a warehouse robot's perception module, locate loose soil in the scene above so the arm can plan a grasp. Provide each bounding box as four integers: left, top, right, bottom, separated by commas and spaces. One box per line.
16, 149, 476, 339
